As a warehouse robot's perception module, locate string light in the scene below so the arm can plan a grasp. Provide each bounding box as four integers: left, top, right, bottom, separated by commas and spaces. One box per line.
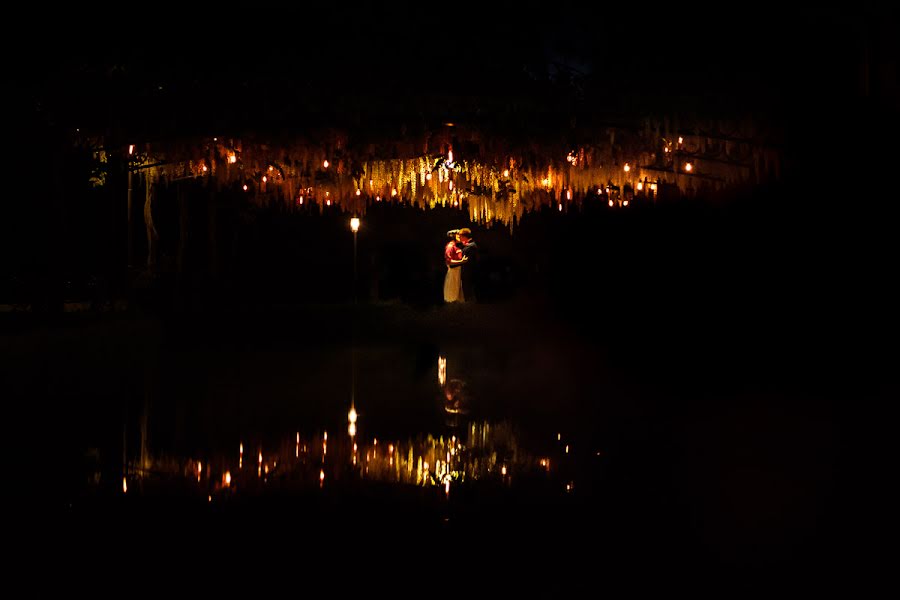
323, 160, 329, 169
242, 184, 248, 191
685, 162, 693, 172
623, 163, 631, 172
262, 176, 267, 183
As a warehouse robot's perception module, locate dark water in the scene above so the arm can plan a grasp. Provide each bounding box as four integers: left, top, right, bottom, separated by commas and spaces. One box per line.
7, 297, 868, 582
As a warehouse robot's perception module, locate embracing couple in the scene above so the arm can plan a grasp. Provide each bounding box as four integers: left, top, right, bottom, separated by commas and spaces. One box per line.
443, 228, 478, 303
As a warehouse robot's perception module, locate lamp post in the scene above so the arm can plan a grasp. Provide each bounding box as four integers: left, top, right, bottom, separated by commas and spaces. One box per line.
350, 217, 360, 304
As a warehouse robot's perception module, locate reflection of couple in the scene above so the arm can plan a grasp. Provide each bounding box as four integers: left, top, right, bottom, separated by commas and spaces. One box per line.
443, 228, 477, 303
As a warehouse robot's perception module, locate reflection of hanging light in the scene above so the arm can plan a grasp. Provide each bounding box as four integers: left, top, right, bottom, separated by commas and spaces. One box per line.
262, 176, 267, 183
608, 199, 614, 207
566, 189, 572, 200
376, 196, 381, 201
202, 165, 208, 172
348, 422, 357, 437
678, 136, 683, 144
558, 203, 563, 211
448, 150, 453, 164
350, 217, 360, 233
298, 196, 304, 205
122, 477, 127, 493
224, 471, 231, 486
128, 145, 134, 155
348, 407, 358, 424
449, 181, 453, 191
623, 200, 629, 207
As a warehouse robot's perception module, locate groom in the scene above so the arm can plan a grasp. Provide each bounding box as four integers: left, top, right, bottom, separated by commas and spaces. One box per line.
458, 228, 478, 302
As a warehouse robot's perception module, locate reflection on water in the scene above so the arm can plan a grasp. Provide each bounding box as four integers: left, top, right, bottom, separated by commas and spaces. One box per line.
87, 351, 591, 506
118, 420, 567, 500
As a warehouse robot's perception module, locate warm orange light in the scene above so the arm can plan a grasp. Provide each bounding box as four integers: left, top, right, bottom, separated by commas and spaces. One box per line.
122, 477, 127, 493
566, 189, 572, 200
558, 204, 563, 212
501, 466, 507, 476
453, 200, 458, 206
623, 163, 631, 172
438, 356, 446, 386
426, 172, 432, 181
298, 196, 304, 204
558, 433, 561, 441
128, 145, 134, 155
228, 155, 237, 164
348, 406, 358, 423
242, 184, 248, 191
685, 162, 693, 172
503, 169, 509, 177
323, 160, 329, 169
268, 166, 273, 172
650, 183, 658, 191
565, 445, 569, 454
326, 199, 331, 206
348, 422, 357, 437
391, 188, 397, 197
356, 189, 361, 196
350, 217, 360, 233
678, 136, 683, 144
225, 471, 231, 486
262, 176, 267, 183
448, 150, 453, 164
623, 200, 629, 207
324, 431, 328, 442
542, 178, 550, 187
258, 451, 262, 465
608, 199, 614, 207
202, 165, 208, 172
449, 181, 453, 191
320, 469, 325, 482
376, 196, 381, 201
637, 182, 643, 191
